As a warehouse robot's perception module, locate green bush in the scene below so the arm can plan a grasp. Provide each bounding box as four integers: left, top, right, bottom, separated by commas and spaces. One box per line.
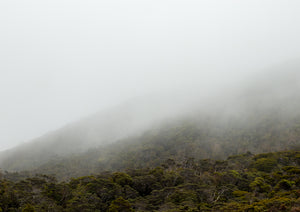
22, 204, 35, 212
275, 179, 295, 190
108, 197, 134, 212
252, 158, 277, 172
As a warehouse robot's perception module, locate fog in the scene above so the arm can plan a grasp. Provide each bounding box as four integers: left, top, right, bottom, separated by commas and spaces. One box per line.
1, 0, 300, 150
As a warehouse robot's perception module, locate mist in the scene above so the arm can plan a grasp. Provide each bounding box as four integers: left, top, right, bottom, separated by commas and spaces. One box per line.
1, 0, 300, 150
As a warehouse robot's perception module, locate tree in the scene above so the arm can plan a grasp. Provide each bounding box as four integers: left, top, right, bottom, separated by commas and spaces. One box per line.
22, 204, 35, 212
108, 197, 134, 212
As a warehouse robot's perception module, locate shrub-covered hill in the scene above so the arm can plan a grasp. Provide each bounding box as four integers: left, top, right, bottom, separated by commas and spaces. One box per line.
15, 111, 299, 181
1, 150, 300, 211
1, 62, 300, 175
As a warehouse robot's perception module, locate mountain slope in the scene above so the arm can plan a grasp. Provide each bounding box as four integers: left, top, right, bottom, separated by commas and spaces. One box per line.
0, 95, 195, 171
1, 61, 300, 175
24, 110, 300, 180
2, 150, 300, 211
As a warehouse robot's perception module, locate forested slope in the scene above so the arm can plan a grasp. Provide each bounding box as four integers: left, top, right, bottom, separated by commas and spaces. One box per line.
1, 62, 300, 180
1, 150, 300, 211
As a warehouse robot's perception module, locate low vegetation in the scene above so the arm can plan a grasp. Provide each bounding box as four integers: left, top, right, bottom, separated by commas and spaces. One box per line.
1, 150, 300, 211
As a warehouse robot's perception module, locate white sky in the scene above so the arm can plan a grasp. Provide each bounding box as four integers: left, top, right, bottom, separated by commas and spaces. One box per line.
1, 0, 300, 150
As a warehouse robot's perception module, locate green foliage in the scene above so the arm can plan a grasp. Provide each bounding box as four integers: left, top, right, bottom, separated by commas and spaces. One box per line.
252, 157, 277, 172
22, 204, 35, 212
167, 189, 197, 205
4, 111, 300, 181
275, 179, 295, 190
250, 177, 271, 193
282, 166, 300, 174
108, 197, 134, 212
112, 172, 133, 187
232, 190, 249, 197
66, 192, 102, 212
0, 150, 299, 211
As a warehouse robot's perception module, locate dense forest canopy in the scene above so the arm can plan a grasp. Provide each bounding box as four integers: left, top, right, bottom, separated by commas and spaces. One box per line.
1, 150, 300, 211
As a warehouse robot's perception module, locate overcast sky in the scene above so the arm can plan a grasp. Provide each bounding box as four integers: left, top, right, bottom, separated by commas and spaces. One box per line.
1, 0, 300, 150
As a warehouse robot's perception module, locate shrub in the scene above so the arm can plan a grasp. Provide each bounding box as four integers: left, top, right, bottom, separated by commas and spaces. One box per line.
252, 158, 277, 172
275, 179, 295, 190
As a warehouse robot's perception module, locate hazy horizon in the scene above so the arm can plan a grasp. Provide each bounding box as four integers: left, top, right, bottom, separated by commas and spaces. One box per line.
1, 0, 300, 150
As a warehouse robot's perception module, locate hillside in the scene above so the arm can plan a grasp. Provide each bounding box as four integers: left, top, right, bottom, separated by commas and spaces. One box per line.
1, 150, 300, 211
1, 62, 300, 175
21, 110, 300, 180
0, 95, 194, 171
